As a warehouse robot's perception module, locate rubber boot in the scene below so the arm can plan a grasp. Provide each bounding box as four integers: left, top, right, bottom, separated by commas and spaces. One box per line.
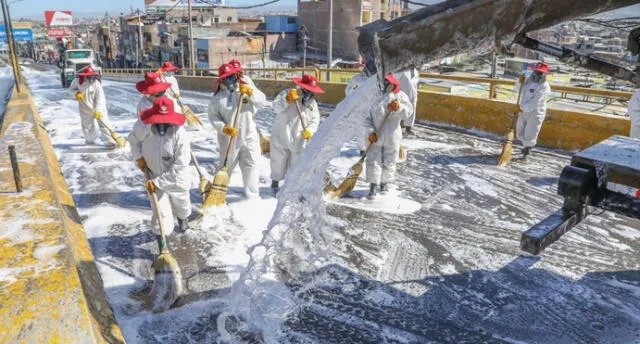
176, 217, 189, 233
522, 147, 532, 159
359, 150, 366, 157
405, 126, 414, 136
380, 183, 389, 194
367, 183, 378, 200
271, 180, 279, 193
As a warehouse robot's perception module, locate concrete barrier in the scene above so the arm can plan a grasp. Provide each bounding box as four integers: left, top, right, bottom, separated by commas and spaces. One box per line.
0, 85, 124, 343
104, 73, 633, 151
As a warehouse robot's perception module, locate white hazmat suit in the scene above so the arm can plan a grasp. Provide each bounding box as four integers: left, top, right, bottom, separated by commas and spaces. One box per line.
365, 91, 413, 184
628, 89, 640, 139
395, 68, 420, 128
346, 72, 369, 151
270, 89, 321, 182
516, 78, 551, 147
128, 122, 192, 235
69, 78, 115, 145
208, 84, 267, 196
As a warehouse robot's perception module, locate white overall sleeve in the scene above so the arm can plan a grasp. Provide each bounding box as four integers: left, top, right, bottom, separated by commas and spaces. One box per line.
207, 98, 226, 133
247, 86, 269, 109
154, 129, 192, 192
127, 120, 145, 160
272, 89, 290, 114
307, 100, 321, 132
93, 83, 108, 115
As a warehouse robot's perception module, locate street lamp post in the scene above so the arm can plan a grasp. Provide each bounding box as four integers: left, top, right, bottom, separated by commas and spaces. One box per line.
187, 0, 195, 75
327, 0, 333, 81
1, 0, 21, 92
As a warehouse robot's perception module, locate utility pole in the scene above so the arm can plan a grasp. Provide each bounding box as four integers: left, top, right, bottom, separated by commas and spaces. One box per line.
187, 0, 195, 74
137, 9, 143, 68
327, 0, 333, 81
180, 41, 185, 69
1, 0, 21, 92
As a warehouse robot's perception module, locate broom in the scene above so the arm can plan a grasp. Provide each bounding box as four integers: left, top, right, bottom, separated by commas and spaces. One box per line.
143, 168, 183, 312
398, 145, 407, 162
191, 151, 211, 198
256, 126, 270, 153
176, 98, 204, 127
496, 80, 525, 167
96, 117, 128, 148
202, 93, 245, 208
294, 100, 311, 143
331, 108, 394, 199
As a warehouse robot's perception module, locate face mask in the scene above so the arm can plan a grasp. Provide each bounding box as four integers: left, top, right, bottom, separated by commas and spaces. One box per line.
383, 80, 395, 94
87, 76, 96, 83
531, 71, 543, 83
150, 91, 166, 100
301, 89, 313, 105
164, 71, 174, 77
223, 74, 238, 91
154, 123, 171, 136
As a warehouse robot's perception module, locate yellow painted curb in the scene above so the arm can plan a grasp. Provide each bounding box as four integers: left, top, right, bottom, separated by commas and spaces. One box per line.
0, 84, 124, 343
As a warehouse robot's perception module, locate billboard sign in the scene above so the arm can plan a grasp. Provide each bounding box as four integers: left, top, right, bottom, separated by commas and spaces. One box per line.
47, 28, 74, 38
45, 11, 73, 26
144, 0, 224, 8
0, 25, 33, 42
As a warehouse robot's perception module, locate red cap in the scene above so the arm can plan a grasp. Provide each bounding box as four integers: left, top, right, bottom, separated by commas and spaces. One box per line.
533, 62, 549, 74
384, 74, 400, 94
217, 63, 237, 80
136, 72, 172, 94
141, 97, 185, 126
160, 61, 179, 72
228, 59, 243, 71
78, 66, 99, 77
292, 74, 324, 94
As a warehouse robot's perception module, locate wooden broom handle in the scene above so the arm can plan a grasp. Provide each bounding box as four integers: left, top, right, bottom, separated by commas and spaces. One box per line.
362, 105, 394, 159
293, 100, 308, 133
222, 93, 244, 167
143, 168, 168, 248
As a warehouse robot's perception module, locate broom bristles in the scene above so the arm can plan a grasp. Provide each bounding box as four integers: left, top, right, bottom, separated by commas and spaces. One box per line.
496, 129, 515, 166
260, 135, 270, 153
149, 250, 183, 313
112, 133, 127, 148
398, 145, 407, 162
182, 104, 203, 127
198, 176, 211, 196
330, 160, 364, 199
203, 168, 229, 208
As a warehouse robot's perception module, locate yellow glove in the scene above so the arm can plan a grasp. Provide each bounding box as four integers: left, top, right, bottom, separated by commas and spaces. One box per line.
223, 125, 238, 137
286, 89, 300, 103
518, 74, 526, 83
515, 105, 523, 113
136, 158, 147, 172
240, 84, 253, 97
146, 180, 157, 193
94, 111, 102, 119
175, 93, 181, 99
368, 132, 378, 144
75, 92, 84, 101
303, 129, 312, 140
388, 100, 400, 112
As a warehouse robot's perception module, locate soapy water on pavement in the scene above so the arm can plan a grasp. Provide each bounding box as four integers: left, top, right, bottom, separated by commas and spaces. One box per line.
217, 76, 383, 341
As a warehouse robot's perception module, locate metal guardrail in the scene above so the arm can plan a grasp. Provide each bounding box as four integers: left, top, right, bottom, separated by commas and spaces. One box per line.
101, 67, 634, 104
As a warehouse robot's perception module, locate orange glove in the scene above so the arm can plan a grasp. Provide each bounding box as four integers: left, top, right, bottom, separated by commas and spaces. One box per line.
388, 100, 400, 112
286, 89, 300, 103
75, 92, 84, 101
303, 129, 312, 140
136, 158, 147, 171
368, 133, 378, 144
515, 105, 523, 113
240, 83, 253, 97
518, 74, 526, 83
223, 125, 238, 137
146, 180, 157, 193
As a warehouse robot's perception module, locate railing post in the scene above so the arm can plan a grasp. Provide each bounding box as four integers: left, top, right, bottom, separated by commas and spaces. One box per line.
8, 145, 22, 193
489, 82, 496, 99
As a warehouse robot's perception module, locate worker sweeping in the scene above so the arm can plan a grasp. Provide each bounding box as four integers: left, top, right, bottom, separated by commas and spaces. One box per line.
365, 74, 413, 199
628, 88, 640, 138
395, 68, 420, 135
208, 63, 267, 198
136, 71, 173, 118
270, 74, 322, 192
346, 60, 370, 155
128, 96, 192, 234
69, 66, 116, 146
515, 61, 551, 159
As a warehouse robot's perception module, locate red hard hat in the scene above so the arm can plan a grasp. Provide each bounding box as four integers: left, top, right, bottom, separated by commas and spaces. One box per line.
141, 96, 185, 126
384, 74, 400, 93
78, 66, 99, 77
533, 62, 549, 74
292, 74, 324, 94
135, 72, 172, 94
228, 59, 243, 71
160, 61, 179, 72
217, 63, 236, 80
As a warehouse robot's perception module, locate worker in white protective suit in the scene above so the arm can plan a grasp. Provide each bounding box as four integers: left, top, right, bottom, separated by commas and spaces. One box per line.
628, 88, 640, 138
394, 68, 420, 135
270, 74, 323, 192
365, 74, 413, 199
516, 61, 552, 158
345, 64, 370, 155
136, 71, 173, 118
158, 61, 184, 114
208, 63, 268, 197
70, 66, 115, 146
128, 96, 192, 235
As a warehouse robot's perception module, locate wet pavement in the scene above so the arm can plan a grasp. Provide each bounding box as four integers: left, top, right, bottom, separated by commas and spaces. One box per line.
22, 65, 640, 343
